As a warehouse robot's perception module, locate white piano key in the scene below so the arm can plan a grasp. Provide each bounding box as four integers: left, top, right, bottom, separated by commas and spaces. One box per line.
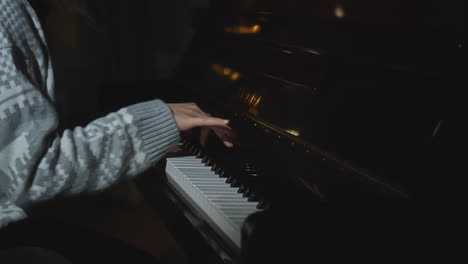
187, 170, 214, 174
202, 191, 240, 195
169, 159, 204, 164
185, 172, 218, 176
189, 178, 227, 183
192, 182, 233, 186
170, 158, 204, 163
205, 194, 247, 200
220, 207, 258, 214
167, 156, 198, 159
167, 160, 199, 164
224, 213, 251, 219
210, 198, 251, 204
189, 177, 226, 185
205, 194, 245, 199
166, 157, 264, 248
185, 174, 218, 179
190, 178, 229, 183
175, 162, 209, 167
179, 168, 214, 172
211, 199, 251, 204
203, 191, 242, 195
196, 185, 237, 191
167, 156, 199, 159
216, 203, 259, 209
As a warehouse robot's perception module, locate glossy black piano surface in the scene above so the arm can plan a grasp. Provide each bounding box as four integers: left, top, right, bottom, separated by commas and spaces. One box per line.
135, 0, 461, 263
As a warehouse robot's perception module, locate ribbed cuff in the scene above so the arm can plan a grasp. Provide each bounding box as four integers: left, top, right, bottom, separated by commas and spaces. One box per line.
126, 99, 180, 164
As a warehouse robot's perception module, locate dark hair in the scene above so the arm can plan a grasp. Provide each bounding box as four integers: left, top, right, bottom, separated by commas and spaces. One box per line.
29, 0, 98, 29
56, 0, 98, 29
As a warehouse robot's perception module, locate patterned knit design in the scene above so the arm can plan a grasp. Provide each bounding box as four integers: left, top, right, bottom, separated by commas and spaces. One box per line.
0, 0, 180, 227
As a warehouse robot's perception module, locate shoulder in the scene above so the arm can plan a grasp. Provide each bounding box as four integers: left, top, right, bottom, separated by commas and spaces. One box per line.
1, 0, 39, 49
0, 0, 25, 15
0, 0, 26, 27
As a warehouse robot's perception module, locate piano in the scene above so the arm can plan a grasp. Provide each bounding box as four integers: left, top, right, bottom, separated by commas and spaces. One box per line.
135, 0, 461, 263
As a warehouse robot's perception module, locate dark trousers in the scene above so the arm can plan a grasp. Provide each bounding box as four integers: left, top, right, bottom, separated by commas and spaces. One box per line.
0, 219, 160, 264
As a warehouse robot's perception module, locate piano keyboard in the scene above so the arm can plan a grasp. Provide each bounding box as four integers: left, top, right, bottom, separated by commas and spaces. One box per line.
166, 156, 261, 248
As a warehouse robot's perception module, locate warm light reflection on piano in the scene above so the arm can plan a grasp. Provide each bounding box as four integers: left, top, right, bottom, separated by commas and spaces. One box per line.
211, 64, 242, 81
239, 89, 262, 116
230, 72, 240, 81
334, 5, 345, 19
224, 24, 261, 35
285, 129, 300, 136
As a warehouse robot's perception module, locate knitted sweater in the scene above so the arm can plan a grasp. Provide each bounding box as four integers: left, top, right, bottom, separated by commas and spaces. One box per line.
0, 0, 180, 227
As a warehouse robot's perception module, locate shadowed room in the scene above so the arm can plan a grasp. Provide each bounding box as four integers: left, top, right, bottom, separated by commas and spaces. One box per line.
0, 0, 462, 263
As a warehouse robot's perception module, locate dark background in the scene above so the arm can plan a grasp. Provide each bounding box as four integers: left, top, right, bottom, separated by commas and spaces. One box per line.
43, 0, 210, 128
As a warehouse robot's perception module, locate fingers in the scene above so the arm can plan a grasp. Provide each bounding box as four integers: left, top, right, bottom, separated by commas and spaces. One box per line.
199, 127, 210, 146
211, 126, 237, 148
198, 126, 237, 148
169, 103, 236, 148
186, 102, 208, 116
190, 116, 229, 128
176, 103, 228, 128
223, 141, 234, 148
189, 104, 207, 116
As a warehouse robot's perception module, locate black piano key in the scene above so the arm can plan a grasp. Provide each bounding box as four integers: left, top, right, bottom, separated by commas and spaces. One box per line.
186, 143, 192, 150
215, 166, 223, 174
201, 156, 209, 164
225, 176, 234, 183
189, 145, 197, 154
256, 200, 267, 209
218, 170, 227, 178
238, 185, 248, 193
182, 142, 190, 150
247, 194, 257, 202
196, 149, 204, 158
230, 178, 239, 187
242, 188, 252, 197
210, 164, 217, 171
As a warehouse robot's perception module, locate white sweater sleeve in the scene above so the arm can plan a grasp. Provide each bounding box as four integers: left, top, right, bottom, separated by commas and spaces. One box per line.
0, 47, 180, 227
